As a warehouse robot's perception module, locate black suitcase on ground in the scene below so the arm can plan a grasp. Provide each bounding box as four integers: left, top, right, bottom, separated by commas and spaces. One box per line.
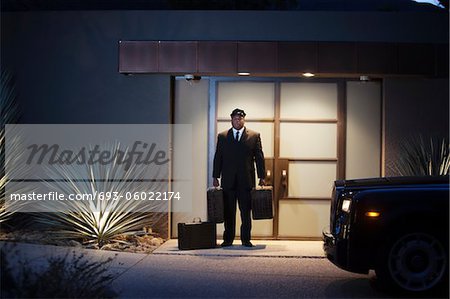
251, 186, 274, 220
178, 221, 217, 250
207, 188, 224, 223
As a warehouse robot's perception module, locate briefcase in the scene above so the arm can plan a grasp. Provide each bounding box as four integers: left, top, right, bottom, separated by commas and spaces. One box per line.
251, 186, 273, 220
207, 187, 224, 223
178, 220, 217, 250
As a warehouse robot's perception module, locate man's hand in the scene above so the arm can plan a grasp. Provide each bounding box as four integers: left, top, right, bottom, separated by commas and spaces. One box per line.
258, 179, 266, 186
213, 178, 220, 188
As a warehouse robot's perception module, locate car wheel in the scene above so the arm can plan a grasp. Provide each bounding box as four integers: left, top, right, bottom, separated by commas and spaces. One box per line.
377, 232, 447, 293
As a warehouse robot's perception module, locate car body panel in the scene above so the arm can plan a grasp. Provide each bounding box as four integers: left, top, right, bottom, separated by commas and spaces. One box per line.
323, 176, 449, 275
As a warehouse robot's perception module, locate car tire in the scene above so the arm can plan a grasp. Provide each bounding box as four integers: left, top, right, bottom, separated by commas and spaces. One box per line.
375, 230, 448, 293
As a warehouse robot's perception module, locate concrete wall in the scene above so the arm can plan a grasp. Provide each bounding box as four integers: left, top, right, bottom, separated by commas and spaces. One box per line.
172, 78, 209, 237
1, 10, 447, 124
346, 81, 381, 179
1, 12, 172, 124
384, 78, 449, 176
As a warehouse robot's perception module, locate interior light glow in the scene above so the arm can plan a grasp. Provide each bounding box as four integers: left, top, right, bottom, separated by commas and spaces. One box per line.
302, 72, 315, 77
238, 72, 250, 76
365, 211, 380, 218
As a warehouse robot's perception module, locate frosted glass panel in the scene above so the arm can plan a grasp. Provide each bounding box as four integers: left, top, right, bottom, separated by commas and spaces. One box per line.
172, 79, 209, 237
280, 83, 337, 120
346, 82, 381, 179
278, 200, 330, 238
280, 123, 337, 159
251, 219, 273, 237
217, 121, 274, 158
288, 161, 336, 198
217, 82, 275, 119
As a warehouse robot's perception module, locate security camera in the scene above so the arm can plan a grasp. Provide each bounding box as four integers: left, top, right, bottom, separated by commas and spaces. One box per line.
185, 74, 194, 81
184, 74, 201, 81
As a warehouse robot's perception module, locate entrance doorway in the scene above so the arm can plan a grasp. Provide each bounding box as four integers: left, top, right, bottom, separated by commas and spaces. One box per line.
210, 79, 344, 239
172, 77, 381, 240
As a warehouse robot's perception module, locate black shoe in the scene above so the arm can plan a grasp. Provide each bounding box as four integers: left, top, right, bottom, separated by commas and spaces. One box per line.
242, 241, 254, 247
221, 241, 233, 247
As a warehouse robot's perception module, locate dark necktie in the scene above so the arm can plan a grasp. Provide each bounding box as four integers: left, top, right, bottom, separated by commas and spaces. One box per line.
235, 131, 239, 141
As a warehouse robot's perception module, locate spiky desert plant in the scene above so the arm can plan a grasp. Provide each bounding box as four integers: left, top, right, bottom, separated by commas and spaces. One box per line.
36, 144, 168, 247
0, 70, 25, 223
391, 135, 450, 176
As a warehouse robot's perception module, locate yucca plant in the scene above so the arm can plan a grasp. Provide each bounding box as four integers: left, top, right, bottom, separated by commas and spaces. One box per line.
391, 135, 450, 176
37, 144, 168, 248
0, 70, 25, 224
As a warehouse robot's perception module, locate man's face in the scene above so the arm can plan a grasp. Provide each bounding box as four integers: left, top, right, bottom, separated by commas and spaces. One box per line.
231, 115, 245, 130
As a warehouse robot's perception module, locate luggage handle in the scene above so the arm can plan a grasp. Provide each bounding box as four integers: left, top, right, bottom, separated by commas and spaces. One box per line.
253, 185, 273, 191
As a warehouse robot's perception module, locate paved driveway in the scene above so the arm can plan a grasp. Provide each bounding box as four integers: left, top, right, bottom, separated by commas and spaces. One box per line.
3, 241, 441, 298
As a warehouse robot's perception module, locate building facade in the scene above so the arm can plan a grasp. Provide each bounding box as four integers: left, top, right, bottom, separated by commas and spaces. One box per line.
2, 5, 448, 239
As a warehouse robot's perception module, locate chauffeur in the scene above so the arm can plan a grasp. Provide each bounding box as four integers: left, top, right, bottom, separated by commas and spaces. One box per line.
212, 108, 266, 247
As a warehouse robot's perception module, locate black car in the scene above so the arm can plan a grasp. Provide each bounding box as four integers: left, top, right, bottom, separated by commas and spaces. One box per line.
323, 176, 449, 293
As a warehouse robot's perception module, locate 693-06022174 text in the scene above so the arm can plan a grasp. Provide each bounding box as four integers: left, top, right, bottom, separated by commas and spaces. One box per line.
9, 191, 182, 201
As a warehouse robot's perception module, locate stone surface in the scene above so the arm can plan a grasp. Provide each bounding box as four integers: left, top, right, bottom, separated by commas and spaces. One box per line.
0, 229, 165, 254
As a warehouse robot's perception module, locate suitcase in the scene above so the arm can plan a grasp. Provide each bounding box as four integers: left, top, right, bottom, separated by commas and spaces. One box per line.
251, 186, 274, 220
207, 187, 224, 223
178, 221, 217, 250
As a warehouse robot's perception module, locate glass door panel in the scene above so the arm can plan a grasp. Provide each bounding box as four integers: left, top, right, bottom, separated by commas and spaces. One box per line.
277, 82, 339, 239
280, 83, 337, 120
212, 80, 344, 239
216, 81, 275, 239
217, 82, 275, 120
278, 200, 330, 237
288, 161, 337, 198
279, 123, 337, 159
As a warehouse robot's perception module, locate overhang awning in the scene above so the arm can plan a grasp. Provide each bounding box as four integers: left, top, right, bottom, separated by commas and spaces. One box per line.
118, 40, 448, 78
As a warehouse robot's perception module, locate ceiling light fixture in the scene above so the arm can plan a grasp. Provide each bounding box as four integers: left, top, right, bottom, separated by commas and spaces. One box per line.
302, 72, 315, 78
360, 75, 370, 82
238, 72, 250, 76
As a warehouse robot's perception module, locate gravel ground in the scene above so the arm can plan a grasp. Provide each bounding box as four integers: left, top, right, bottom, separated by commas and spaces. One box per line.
0, 229, 165, 253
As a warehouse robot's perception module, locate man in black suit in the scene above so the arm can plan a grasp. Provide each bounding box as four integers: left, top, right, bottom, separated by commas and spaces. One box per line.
213, 108, 266, 247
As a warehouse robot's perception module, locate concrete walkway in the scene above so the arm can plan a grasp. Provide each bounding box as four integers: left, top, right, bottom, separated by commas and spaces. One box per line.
154, 239, 325, 258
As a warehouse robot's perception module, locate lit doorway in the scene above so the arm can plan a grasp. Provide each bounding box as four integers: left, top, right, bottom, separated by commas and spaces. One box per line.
209, 78, 344, 239
172, 77, 381, 240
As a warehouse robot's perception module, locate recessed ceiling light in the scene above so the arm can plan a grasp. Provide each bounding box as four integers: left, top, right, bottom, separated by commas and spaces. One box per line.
302, 72, 315, 77
359, 75, 370, 82
238, 72, 250, 76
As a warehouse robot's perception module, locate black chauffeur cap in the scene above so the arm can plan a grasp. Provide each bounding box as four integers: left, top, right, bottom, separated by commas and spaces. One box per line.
230, 108, 246, 118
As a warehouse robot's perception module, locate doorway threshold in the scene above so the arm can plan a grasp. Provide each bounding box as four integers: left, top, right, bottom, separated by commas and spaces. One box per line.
153, 239, 325, 258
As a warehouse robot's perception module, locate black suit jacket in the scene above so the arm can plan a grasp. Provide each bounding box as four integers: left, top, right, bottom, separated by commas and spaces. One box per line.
213, 127, 265, 190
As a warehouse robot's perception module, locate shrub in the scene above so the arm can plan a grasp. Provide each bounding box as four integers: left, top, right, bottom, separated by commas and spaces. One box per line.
35, 144, 167, 248
391, 135, 450, 176
0, 244, 118, 298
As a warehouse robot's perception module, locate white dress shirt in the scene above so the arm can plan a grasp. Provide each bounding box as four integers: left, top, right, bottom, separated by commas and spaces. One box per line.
232, 127, 244, 141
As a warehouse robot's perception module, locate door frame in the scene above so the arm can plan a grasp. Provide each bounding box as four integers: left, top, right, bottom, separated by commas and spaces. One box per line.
208, 77, 347, 240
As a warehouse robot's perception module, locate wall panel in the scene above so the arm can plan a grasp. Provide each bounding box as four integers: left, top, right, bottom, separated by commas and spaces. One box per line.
172, 78, 209, 237
346, 81, 381, 179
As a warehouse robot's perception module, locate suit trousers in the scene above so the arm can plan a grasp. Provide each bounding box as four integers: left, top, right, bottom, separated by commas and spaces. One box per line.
223, 187, 252, 243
